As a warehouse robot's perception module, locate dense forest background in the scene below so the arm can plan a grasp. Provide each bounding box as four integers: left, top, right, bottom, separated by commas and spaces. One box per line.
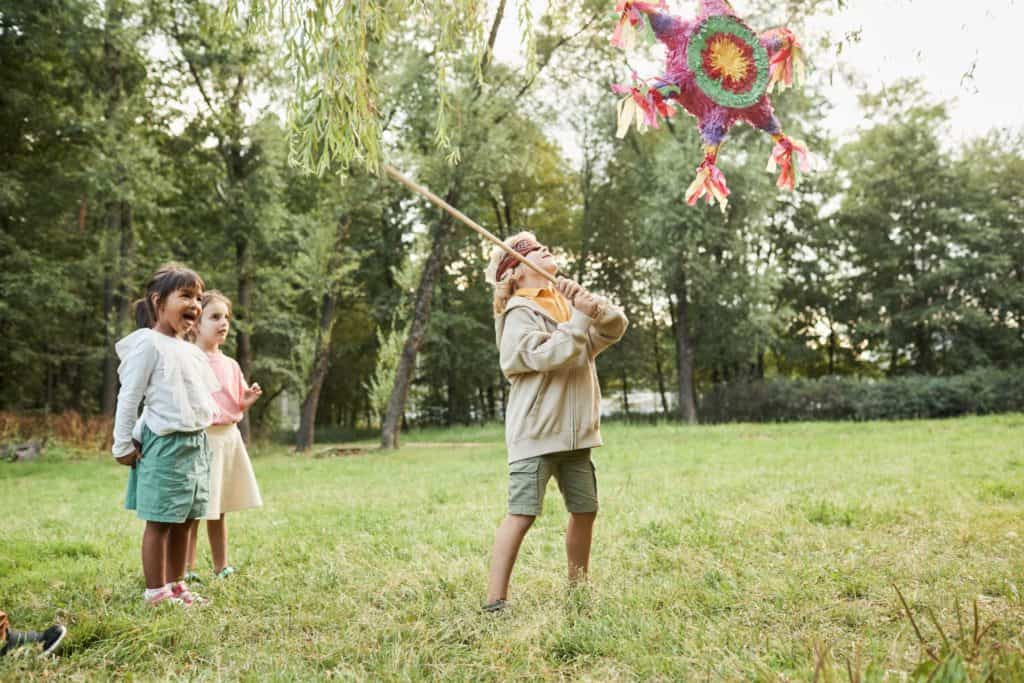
2, 0, 1022, 449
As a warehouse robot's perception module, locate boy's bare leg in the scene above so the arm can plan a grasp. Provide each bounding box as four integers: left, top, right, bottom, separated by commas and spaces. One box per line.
486, 514, 535, 603
566, 511, 596, 583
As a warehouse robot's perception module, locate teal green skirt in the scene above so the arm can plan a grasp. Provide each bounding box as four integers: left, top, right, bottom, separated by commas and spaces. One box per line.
125, 424, 211, 523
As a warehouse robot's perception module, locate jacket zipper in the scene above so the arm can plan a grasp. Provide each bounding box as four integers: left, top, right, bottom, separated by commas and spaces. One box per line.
570, 366, 576, 450
514, 298, 579, 450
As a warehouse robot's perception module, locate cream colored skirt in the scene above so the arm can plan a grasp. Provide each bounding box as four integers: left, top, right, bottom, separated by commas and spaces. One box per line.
202, 423, 263, 519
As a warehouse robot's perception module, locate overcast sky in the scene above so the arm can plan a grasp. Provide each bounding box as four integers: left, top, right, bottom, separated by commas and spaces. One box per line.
807, 0, 1024, 140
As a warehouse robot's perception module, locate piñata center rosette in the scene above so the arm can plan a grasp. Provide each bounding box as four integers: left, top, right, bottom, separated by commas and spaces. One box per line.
687, 14, 769, 108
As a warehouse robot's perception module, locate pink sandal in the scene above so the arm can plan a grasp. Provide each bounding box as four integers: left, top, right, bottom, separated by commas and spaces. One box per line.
170, 582, 209, 608
144, 586, 180, 607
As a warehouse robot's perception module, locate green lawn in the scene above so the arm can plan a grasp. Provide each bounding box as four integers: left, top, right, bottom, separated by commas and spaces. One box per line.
2, 416, 1024, 681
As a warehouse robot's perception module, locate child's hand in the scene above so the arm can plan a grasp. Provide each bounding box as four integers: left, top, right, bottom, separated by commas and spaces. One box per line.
241, 382, 263, 410
555, 277, 583, 302
558, 277, 602, 317
574, 291, 601, 318
116, 448, 142, 467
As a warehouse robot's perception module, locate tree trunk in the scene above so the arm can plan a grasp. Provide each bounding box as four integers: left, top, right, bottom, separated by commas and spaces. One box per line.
576, 150, 593, 281
45, 356, 55, 412
236, 236, 254, 444
1016, 265, 1024, 352
502, 192, 513, 235
827, 322, 837, 375
100, 202, 134, 414
442, 279, 455, 427
295, 214, 351, 450
888, 346, 899, 377
498, 370, 507, 420
296, 292, 339, 452
477, 385, 488, 422
650, 286, 670, 416
673, 269, 698, 424
620, 366, 630, 418
489, 197, 507, 236
117, 203, 134, 321
445, 372, 456, 426
380, 192, 457, 449
101, 206, 119, 415
69, 362, 81, 412
914, 323, 935, 374
99, 3, 128, 416
480, 0, 508, 76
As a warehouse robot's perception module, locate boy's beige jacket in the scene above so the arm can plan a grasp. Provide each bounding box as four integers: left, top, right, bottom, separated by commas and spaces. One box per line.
496, 295, 628, 463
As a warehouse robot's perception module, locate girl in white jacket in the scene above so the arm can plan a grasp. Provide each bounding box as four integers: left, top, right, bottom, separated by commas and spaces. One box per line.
112, 263, 219, 607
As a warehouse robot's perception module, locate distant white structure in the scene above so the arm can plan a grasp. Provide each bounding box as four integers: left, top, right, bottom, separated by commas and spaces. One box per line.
601, 390, 676, 417
276, 391, 301, 430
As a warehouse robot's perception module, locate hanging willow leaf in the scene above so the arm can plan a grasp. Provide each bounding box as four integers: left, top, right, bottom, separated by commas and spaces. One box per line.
227, 0, 532, 176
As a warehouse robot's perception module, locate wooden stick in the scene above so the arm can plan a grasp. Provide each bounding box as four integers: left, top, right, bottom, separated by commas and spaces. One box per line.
384, 164, 557, 284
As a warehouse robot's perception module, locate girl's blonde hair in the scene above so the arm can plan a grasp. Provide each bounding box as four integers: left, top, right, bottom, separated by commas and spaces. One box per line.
200, 290, 232, 317
485, 231, 537, 316
185, 290, 232, 343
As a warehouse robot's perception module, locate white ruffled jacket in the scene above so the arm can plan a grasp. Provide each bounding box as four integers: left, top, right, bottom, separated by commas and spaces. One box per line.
111, 328, 220, 458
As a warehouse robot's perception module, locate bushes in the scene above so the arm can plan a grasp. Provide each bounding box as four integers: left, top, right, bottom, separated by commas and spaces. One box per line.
3, 369, 1021, 448
0, 411, 113, 452
698, 369, 1024, 423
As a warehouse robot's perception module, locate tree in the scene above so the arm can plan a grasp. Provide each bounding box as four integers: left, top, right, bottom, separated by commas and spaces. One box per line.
93, 0, 168, 416
232, 0, 499, 173
835, 82, 963, 375
291, 171, 387, 451
0, 0, 165, 413
952, 131, 1024, 368
378, 4, 602, 447
165, 0, 290, 439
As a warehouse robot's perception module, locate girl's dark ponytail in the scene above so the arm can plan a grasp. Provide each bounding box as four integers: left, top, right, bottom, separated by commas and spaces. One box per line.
134, 297, 155, 330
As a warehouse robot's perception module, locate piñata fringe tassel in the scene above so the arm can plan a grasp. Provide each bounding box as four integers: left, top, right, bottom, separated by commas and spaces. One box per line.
765, 28, 805, 93
611, 1, 668, 50
766, 135, 810, 190
685, 156, 730, 212
612, 77, 676, 137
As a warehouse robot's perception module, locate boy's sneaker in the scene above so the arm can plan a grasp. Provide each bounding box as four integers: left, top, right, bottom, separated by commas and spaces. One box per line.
481, 599, 508, 613
144, 586, 180, 607
170, 582, 209, 607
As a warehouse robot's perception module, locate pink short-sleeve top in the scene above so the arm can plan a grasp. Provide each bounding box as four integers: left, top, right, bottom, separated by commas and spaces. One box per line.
205, 350, 247, 425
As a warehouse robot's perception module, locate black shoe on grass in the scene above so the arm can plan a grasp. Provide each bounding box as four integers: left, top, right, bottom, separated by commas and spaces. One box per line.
481, 599, 507, 613
40, 625, 67, 655
2, 624, 66, 657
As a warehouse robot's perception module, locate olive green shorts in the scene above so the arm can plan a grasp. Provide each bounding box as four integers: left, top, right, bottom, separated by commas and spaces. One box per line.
125, 424, 211, 523
508, 449, 598, 516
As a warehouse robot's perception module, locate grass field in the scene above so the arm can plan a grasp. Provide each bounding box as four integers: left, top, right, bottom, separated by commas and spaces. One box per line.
2, 416, 1024, 681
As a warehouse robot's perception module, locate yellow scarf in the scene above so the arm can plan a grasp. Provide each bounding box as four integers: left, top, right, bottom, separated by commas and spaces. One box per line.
514, 287, 571, 323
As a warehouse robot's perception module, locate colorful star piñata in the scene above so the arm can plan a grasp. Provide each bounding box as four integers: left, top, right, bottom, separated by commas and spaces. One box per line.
612, 0, 809, 210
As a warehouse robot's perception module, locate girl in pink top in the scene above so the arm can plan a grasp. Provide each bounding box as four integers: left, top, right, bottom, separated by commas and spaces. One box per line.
185, 290, 264, 579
